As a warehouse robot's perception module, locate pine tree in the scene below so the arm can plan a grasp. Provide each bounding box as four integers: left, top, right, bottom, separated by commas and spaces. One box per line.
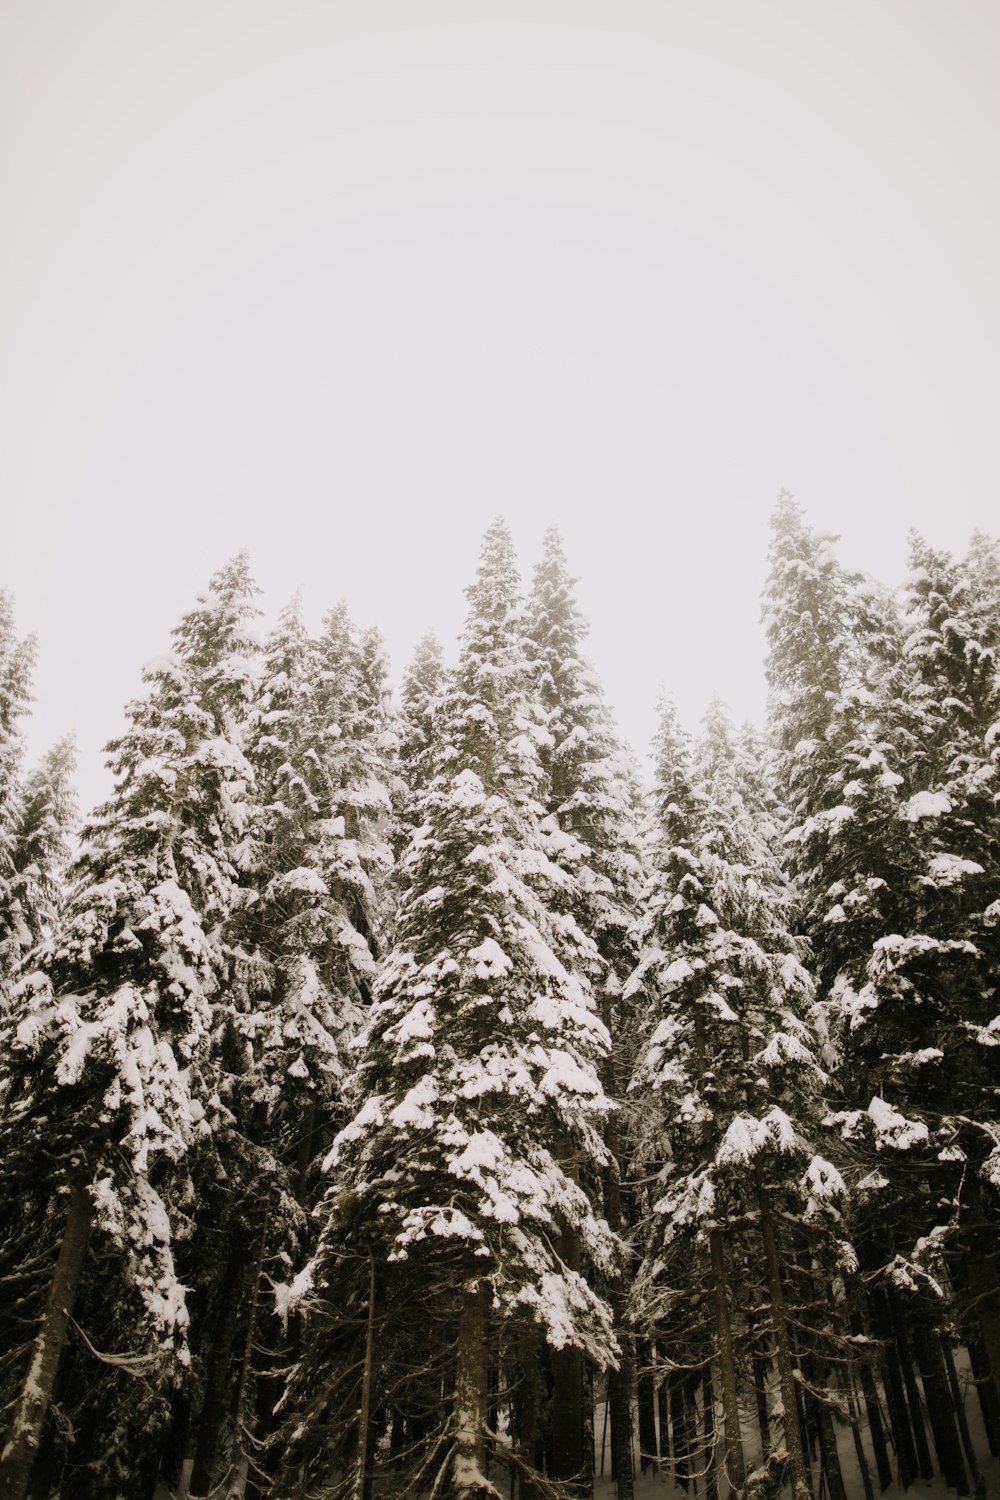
0, 594, 37, 1012
629, 700, 853, 1500
398, 632, 446, 812
526, 526, 644, 1494
279, 519, 619, 1500
10, 736, 78, 955
0, 555, 259, 1500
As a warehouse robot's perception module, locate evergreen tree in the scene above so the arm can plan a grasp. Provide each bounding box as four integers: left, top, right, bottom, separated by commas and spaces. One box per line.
0, 594, 36, 1011
526, 526, 644, 1494
0, 555, 259, 1500
280, 519, 619, 1500
629, 700, 853, 1500
10, 736, 78, 955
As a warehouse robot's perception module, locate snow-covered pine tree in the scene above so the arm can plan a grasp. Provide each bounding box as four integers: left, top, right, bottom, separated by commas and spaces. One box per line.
279, 518, 619, 1500
526, 526, 645, 1493
823, 536, 1000, 1458
9, 736, 78, 956
398, 632, 446, 820
180, 594, 401, 1499
628, 699, 853, 1500
0, 594, 36, 1014
0, 555, 259, 1500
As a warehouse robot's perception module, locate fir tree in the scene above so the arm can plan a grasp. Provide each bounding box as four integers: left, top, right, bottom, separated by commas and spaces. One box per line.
629, 700, 853, 1500
0, 555, 259, 1500
0, 594, 36, 1011
280, 519, 619, 1500
526, 525, 644, 1493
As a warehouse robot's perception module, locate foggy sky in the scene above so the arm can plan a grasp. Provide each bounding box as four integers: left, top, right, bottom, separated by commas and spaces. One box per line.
3, 2, 999, 814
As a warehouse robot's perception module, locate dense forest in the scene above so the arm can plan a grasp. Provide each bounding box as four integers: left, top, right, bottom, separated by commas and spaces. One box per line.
0, 496, 998, 1500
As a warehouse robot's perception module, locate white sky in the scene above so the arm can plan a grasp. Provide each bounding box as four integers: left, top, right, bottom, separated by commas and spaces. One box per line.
3, 2, 999, 815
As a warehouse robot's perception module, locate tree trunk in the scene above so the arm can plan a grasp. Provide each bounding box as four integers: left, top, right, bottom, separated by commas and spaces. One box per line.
656, 1355, 670, 1467
748, 1310, 772, 1463
702, 1368, 718, 1500
354, 1254, 378, 1500
0, 1183, 93, 1500
754, 1171, 811, 1500
855, 1353, 892, 1492
188, 1238, 251, 1497
601, 998, 634, 1500
708, 1229, 746, 1497
607, 1333, 634, 1500
550, 1247, 586, 1486
636, 1338, 657, 1474
965, 1329, 1000, 1456
911, 1320, 969, 1495
887, 1296, 933, 1481
452, 1279, 492, 1500
867, 1286, 919, 1489
941, 1336, 983, 1496
515, 1329, 543, 1500
964, 1249, 1000, 1412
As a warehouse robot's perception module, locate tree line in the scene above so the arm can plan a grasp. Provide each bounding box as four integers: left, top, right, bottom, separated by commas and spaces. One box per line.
0, 499, 998, 1500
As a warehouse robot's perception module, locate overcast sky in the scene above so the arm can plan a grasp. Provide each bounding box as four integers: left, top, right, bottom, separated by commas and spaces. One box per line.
3, 2, 999, 814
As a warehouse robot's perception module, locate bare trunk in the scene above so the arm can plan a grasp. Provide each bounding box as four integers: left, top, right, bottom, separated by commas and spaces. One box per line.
601, 997, 634, 1500
550, 1143, 586, 1491
867, 1285, 919, 1489
911, 1320, 969, 1495
347, 1253, 378, 1500
754, 1170, 811, 1500
188, 1240, 250, 1497
941, 1336, 983, 1495
636, 1338, 657, 1474
452, 1279, 492, 1500
887, 1295, 934, 1482
964, 1250, 1000, 1412
708, 1229, 746, 1498
0, 1183, 93, 1500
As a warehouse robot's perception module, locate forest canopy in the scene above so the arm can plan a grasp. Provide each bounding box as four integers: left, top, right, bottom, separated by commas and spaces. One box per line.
0, 498, 999, 1500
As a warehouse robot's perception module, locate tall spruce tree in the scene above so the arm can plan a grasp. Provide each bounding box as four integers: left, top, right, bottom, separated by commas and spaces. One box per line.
0, 556, 259, 1500
279, 519, 619, 1500
629, 700, 853, 1500
526, 526, 644, 1494
0, 595, 36, 1013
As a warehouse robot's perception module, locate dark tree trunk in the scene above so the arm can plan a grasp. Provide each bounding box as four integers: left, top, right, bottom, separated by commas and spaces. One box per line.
636, 1339, 657, 1474
964, 1249, 1000, 1412
452, 1279, 493, 1500
708, 1229, 746, 1498
867, 1286, 919, 1489
600, 1053, 633, 1500
887, 1297, 934, 1482
703, 1369, 719, 1500
855, 1349, 893, 1492
514, 1328, 544, 1500
187, 1239, 251, 1497
608, 1336, 634, 1499
965, 1330, 1000, 1456
941, 1336, 983, 1495
755, 1172, 811, 1500
748, 1311, 772, 1463
656, 1357, 670, 1466
670, 1371, 692, 1490
0, 1182, 93, 1500
911, 1320, 969, 1495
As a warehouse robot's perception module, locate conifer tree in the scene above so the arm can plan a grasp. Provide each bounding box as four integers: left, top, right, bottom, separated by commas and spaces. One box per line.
629, 700, 853, 1500
0, 556, 259, 1500
10, 736, 78, 955
0, 594, 36, 1012
398, 632, 446, 811
280, 519, 619, 1500
526, 526, 644, 1493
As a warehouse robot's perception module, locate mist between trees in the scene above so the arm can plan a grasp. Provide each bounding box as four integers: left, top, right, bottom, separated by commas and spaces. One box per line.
1, 499, 999, 1500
